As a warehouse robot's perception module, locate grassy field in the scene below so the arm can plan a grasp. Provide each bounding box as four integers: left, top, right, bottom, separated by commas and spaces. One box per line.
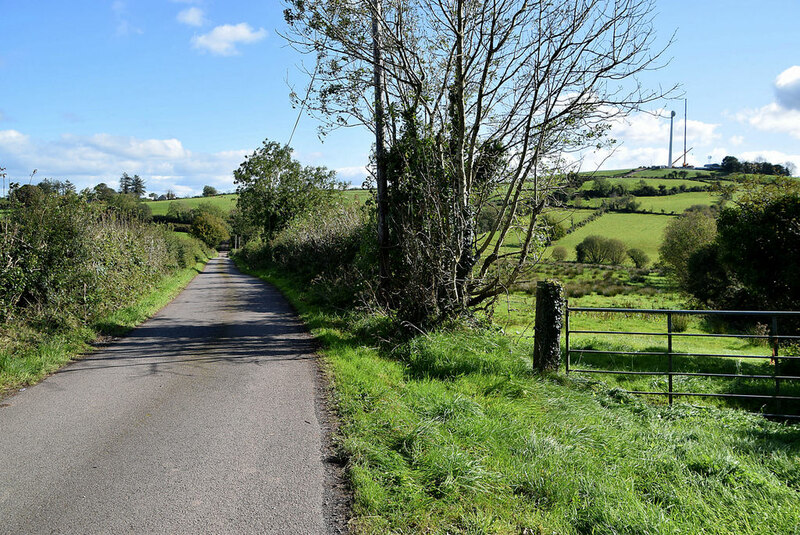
543, 207, 596, 227
0, 255, 214, 395
145, 189, 369, 217
145, 194, 238, 216
236, 258, 800, 534
550, 212, 674, 261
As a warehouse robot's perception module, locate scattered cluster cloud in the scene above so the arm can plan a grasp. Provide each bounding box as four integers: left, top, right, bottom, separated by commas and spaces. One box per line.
112, 0, 143, 36
735, 102, 800, 140
578, 110, 722, 170
177, 7, 206, 27
335, 166, 369, 182
775, 65, 800, 111
608, 110, 720, 148
191, 23, 267, 56
733, 66, 800, 140
0, 129, 246, 195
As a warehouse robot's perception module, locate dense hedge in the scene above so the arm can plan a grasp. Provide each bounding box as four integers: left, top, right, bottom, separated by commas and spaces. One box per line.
0, 194, 212, 327
236, 200, 374, 306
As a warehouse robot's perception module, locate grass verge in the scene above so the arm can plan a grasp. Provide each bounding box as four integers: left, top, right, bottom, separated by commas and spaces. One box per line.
0, 256, 213, 395
235, 258, 800, 535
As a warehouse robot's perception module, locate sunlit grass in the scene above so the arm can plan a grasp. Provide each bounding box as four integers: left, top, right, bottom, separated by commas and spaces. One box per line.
238, 258, 800, 535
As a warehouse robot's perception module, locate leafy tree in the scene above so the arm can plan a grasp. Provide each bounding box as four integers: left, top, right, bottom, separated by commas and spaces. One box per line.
107, 193, 152, 221
591, 177, 613, 197
131, 175, 146, 198
119, 172, 133, 194
627, 248, 650, 269
93, 183, 117, 202
551, 246, 568, 262
575, 235, 627, 265
9, 184, 44, 207
202, 185, 218, 197
165, 189, 177, 200
166, 202, 192, 223
605, 239, 628, 265
191, 211, 230, 248
284, 0, 674, 325
658, 208, 716, 285
721, 156, 741, 174
234, 139, 341, 241
711, 194, 800, 310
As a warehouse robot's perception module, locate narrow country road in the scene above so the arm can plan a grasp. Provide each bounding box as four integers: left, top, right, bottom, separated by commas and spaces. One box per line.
0, 254, 347, 534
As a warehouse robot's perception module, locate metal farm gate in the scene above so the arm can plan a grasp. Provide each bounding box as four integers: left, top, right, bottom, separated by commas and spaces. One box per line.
564, 306, 800, 420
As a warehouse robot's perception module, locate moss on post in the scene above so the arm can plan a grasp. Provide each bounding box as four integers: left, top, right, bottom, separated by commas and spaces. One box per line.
533, 280, 565, 372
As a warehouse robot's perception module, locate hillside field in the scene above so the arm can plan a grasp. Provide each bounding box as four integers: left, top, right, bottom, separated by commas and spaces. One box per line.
550, 212, 674, 261
145, 194, 238, 216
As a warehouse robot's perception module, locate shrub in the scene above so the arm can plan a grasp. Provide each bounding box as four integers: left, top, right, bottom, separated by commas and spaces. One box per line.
605, 238, 627, 265
627, 248, 650, 269
659, 208, 716, 285
0, 193, 210, 326
190, 212, 230, 248
670, 314, 690, 333
166, 202, 192, 223
551, 246, 568, 262
575, 235, 627, 265
271, 201, 372, 279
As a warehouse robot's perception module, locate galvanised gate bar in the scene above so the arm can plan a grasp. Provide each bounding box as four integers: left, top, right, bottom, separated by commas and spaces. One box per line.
565, 306, 800, 420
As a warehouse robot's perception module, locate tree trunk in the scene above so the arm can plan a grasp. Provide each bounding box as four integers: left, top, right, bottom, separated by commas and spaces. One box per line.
372, 0, 390, 297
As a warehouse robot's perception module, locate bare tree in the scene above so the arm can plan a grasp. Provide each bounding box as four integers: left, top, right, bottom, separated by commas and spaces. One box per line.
284, 0, 674, 325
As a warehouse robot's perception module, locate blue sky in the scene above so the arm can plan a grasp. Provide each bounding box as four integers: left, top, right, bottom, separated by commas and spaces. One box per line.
1, 1, 799, 196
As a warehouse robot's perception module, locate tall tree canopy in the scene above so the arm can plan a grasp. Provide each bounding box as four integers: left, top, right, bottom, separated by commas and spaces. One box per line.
234, 139, 341, 241
284, 0, 673, 324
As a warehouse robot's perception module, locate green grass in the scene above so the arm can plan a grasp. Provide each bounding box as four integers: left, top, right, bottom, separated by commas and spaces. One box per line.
579, 168, 634, 177
0, 256, 213, 395
146, 189, 369, 217
235, 259, 800, 534
634, 192, 722, 213
146, 194, 238, 216
342, 188, 372, 204
543, 207, 596, 227
551, 212, 674, 261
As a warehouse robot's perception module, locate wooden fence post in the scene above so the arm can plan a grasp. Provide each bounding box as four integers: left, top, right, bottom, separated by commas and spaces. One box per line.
533, 280, 566, 372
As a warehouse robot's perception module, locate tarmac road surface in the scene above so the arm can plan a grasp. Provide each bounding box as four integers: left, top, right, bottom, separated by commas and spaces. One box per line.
0, 254, 346, 534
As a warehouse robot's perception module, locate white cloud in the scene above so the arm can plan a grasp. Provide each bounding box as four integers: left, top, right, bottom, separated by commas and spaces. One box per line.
112, 0, 143, 36
775, 65, 800, 111
177, 7, 205, 27
0, 129, 247, 195
608, 110, 720, 148
735, 102, 800, 140
335, 166, 368, 180
729, 135, 744, 146
191, 23, 267, 56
